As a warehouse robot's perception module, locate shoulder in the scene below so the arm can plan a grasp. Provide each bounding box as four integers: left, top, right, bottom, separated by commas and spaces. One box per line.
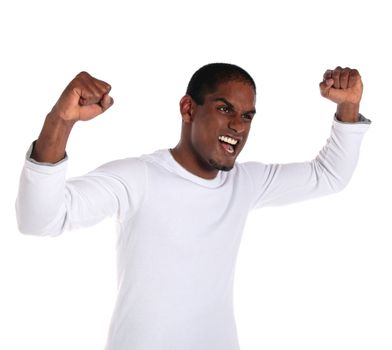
235, 161, 270, 178
87, 156, 148, 186
95, 156, 146, 173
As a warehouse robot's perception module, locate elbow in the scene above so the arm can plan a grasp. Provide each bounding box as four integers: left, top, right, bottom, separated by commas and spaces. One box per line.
16, 219, 65, 237
17, 223, 64, 237
332, 177, 350, 193
313, 158, 355, 195
15, 203, 66, 237
322, 172, 353, 195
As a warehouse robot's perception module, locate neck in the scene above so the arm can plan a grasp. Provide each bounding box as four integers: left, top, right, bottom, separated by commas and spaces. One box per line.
170, 143, 219, 180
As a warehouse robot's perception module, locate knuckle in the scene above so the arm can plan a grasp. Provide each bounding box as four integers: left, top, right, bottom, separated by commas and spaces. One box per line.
99, 84, 110, 94
77, 71, 90, 78
351, 69, 360, 76
72, 72, 91, 87
332, 69, 340, 77
341, 69, 350, 80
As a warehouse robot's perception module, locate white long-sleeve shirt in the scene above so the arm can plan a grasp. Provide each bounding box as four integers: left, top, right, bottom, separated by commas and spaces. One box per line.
16, 118, 370, 350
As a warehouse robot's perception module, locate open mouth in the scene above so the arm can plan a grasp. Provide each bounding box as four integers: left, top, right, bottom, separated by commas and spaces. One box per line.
218, 135, 239, 154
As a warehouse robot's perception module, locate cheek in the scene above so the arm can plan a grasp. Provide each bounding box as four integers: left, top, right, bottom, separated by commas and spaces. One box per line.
238, 130, 251, 150
189, 124, 207, 153
190, 110, 224, 150
192, 117, 217, 143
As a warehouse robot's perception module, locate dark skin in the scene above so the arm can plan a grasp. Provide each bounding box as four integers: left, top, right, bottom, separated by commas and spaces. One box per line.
170, 81, 256, 179
31, 71, 113, 163
32, 67, 363, 179
320, 66, 362, 123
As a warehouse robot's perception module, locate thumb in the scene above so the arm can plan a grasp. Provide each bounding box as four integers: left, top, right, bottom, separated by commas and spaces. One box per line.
319, 78, 334, 98
100, 93, 114, 112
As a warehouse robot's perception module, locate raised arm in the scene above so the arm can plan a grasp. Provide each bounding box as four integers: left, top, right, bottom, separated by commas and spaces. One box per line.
247, 67, 370, 209
32, 71, 113, 163
15, 72, 130, 236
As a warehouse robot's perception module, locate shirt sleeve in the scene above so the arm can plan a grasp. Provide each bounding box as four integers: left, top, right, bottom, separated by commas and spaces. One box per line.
25, 141, 69, 166
243, 115, 371, 210
16, 149, 147, 236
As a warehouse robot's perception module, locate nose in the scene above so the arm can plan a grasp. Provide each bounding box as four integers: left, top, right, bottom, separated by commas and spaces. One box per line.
228, 114, 245, 134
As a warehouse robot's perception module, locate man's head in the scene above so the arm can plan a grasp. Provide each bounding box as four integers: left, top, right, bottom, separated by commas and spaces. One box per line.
172, 63, 257, 179
186, 63, 256, 105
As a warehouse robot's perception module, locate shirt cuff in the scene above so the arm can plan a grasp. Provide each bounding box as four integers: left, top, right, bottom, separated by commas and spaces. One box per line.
25, 141, 68, 167
334, 113, 371, 125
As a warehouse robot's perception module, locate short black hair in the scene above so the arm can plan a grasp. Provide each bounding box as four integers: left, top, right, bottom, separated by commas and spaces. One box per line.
186, 63, 256, 105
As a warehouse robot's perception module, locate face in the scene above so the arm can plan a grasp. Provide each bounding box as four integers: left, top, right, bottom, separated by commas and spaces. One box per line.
180, 80, 256, 178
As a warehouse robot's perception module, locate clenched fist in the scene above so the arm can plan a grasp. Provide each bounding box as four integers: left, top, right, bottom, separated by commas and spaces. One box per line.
52, 71, 114, 122
32, 72, 114, 163
319, 66, 362, 123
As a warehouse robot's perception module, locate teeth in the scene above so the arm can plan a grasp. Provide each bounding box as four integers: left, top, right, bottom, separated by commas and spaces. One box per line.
218, 136, 238, 145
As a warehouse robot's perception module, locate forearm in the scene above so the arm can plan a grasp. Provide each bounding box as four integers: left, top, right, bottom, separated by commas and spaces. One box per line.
31, 111, 76, 163
336, 102, 360, 123
313, 118, 367, 190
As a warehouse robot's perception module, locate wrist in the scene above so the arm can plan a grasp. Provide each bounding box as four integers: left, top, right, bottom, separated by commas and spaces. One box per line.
47, 110, 77, 129
336, 102, 360, 123
32, 112, 76, 163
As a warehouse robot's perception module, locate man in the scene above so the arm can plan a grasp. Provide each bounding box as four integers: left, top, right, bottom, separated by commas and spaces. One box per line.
16, 63, 370, 350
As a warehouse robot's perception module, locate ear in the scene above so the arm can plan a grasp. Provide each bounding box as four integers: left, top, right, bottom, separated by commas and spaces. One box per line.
179, 95, 194, 123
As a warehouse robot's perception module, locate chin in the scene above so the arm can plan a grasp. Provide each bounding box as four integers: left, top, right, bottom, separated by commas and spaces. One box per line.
208, 159, 234, 172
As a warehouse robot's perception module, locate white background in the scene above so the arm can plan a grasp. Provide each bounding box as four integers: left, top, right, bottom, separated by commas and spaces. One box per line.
1, 0, 391, 349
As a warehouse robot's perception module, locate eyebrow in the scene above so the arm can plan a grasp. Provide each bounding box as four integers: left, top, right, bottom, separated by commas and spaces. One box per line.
213, 97, 256, 115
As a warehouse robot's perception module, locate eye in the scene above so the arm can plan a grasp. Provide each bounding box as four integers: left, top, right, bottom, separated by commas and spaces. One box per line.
243, 113, 253, 121
218, 105, 230, 113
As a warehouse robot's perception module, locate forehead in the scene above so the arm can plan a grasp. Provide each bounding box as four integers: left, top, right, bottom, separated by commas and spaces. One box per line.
205, 80, 256, 109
